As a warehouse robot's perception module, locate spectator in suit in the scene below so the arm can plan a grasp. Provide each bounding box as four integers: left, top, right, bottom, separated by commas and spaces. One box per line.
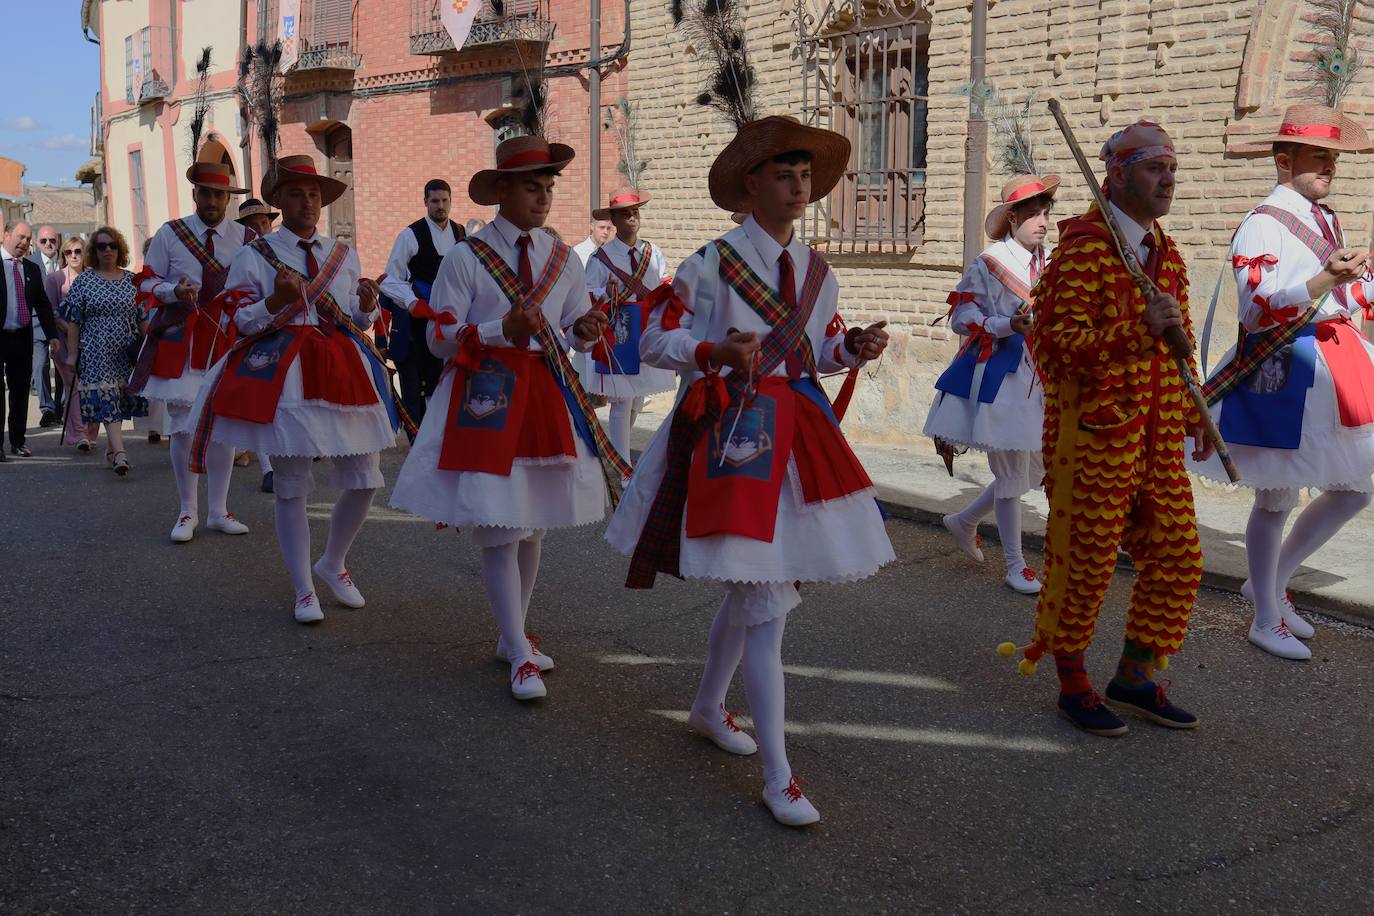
27, 226, 62, 426
0, 221, 58, 459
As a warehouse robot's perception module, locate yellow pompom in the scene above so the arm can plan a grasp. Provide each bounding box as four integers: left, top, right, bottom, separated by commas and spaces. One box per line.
1154, 655, 1170, 671
1018, 658, 1038, 676
997, 642, 1017, 658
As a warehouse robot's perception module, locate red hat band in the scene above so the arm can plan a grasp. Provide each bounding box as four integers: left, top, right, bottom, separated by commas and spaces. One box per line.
609, 193, 643, 207
1279, 123, 1342, 141
191, 168, 231, 186
1005, 181, 1048, 204
498, 148, 553, 170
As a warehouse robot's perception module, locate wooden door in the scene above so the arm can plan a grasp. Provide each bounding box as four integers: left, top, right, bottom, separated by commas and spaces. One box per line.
326, 125, 355, 245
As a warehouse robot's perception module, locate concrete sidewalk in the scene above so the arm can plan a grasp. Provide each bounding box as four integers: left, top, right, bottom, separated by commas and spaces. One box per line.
624, 397, 1374, 624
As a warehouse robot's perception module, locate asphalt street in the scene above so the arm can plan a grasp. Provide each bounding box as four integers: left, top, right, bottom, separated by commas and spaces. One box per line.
4, 422, 1374, 914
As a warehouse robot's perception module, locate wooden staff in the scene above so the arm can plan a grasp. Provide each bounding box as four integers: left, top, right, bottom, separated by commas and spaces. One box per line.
1046, 98, 1241, 483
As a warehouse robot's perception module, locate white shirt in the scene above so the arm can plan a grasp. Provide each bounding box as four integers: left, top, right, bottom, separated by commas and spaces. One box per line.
948, 235, 1050, 339
1231, 183, 1373, 330
1, 245, 23, 330
427, 213, 595, 360
225, 227, 369, 334
142, 212, 251, 304
380, 216, 462, 309
645, 214, 860, 379
583, 236, 668, 299
573, 236, 599, 267
1107, 200, 1160, 272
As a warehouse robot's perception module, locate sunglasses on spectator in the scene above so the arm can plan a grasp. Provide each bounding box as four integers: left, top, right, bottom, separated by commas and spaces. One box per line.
38, 237, 58, 245
64, 249, 83, 257
95, 242, 118, 251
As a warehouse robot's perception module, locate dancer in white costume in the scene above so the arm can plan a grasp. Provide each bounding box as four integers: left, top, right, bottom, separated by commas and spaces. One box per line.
189, 156, 396, 624
580, 188, 677, 463
1191, 104, 1374, 660
135, 155, 251, 543
925, 172, 1056, 594
390, 134, 614, 702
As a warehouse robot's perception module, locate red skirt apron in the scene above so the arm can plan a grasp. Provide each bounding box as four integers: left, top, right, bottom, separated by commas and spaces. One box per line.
1316, 317, 1374, 429
211, 326, 378, 425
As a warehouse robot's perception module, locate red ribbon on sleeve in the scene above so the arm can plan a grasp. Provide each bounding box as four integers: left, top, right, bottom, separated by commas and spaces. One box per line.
934, 290, 977, 327
968, 320, 997, 362
410, 299, 458, 340
680, 371, 729, 422
1233, 253, 1278, 290
1351, 283, 1373, 321
449, 324, 484, 371
1254, 294, 1300, 328
132, 264, 160, 315
646, 282, 691, 331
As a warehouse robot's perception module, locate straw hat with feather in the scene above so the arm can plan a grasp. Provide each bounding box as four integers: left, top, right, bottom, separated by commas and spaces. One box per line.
708, 116, 850, 213
469, 135, 576, 207
261, 155, 348, 208
1258, 104, 1370, 153
984, 174, 1060, 240
592, 187, 652, 221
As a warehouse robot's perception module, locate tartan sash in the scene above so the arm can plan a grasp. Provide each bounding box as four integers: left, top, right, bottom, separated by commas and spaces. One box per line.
594, 242, 655, 306
1203, 205, 1337, 405
466, 235, 633, 499
979, 253, 1034, 306
169, 218, 230, 291
625, 240, 830, 589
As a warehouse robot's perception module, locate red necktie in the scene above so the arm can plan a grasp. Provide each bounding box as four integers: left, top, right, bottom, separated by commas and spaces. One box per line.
205, 227, 216, 257
629, 246, 640, 276
201, 228, 223, 304
1141, 233, 1161, 283
1312, 204, 1350, 308
779, 250, 802, 380
512, 234, 533, 349
1030, 248, 1043, 286
298, 239, 319, 280
11, 259, 29, 325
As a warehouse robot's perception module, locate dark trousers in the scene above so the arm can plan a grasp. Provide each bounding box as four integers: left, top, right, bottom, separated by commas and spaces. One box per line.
396, 317, 442, 442
1, 326, 35, 449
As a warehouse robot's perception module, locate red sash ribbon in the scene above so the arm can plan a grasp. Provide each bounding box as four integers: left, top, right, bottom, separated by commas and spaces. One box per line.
1316, 317, 1374, 428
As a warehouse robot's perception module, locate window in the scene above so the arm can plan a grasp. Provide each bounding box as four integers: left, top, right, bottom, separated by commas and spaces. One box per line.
797, 3, 930, 251
128, 150, 149, 254
492, 113, 527, 148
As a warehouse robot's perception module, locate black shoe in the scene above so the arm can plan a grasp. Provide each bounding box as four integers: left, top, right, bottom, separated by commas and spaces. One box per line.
10, 445, 32, 457
261, 471, 274, 493
1057, 691, 1128, 737
0, 451, 7, 462
148, 432, 162, 444
39, 411, 57, 428
1105, 679, 1199, 729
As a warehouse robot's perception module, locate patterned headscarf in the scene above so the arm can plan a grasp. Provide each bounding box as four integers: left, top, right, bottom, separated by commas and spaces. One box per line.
1099, 121, 1176, 170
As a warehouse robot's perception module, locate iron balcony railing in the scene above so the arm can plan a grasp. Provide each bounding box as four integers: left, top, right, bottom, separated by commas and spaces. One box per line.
409, 0, 555, 55
259, 0, 363, 72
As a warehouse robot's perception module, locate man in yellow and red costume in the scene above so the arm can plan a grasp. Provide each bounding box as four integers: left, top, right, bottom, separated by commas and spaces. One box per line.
1012, 121, 1210, 737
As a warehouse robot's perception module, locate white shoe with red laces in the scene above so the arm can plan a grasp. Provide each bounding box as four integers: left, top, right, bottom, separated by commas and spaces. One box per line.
687, 703, 758, 756
294, 593, 324, 624
170, 514, 197, 543
1006, 566, 1042, 595
1240, 580, 1315, 640
1248, 619, 1311, 660
313, 561, 365, 608
510, 658, 547, 700
942, 514, 984, 562
207, 513, 249, 535
495, 634, 556, 671
762, 776, 820, 827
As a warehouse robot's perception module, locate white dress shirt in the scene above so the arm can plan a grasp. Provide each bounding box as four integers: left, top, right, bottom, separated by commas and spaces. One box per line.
645, 215, 860, 379
948, 235, 1050, 339
573, 236, 599, 267
380, 216, 462, 309
583, 236, 668, 299
225, 227, 370, 334
426, 213, 594, 360
2, 245, 25, 330
142, 212, 250, 304
1231, 183, 1373, 330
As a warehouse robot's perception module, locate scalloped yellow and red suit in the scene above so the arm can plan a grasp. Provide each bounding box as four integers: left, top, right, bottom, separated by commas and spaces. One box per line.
1027, 208, 1204, 660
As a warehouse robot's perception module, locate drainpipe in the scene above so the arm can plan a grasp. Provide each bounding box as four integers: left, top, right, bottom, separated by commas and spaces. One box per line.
239, 0, 254, 196
588, 0, 602, 216
962, 0, 988, 267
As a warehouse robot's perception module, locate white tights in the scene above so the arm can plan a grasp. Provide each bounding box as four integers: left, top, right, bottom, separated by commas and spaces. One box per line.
170, 432, 235, 518
608, 397, 643, 465
274, 488, 376, 599
479, 532, 545, 659
692, 589, 792, 790
952, 484, 1027, 573
1246, 490, 1373, 627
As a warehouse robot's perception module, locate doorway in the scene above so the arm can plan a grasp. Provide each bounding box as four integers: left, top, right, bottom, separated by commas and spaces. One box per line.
325, 124, 355, 245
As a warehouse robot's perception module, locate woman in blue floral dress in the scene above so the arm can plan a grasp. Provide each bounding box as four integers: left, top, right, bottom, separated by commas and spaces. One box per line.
59, 226, 148, 475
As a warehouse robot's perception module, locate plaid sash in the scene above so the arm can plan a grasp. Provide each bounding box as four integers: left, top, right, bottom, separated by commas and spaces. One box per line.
1202, 205, 1332, 405
466, 236, 633, 501
625, 239, 829, 588
979, 253, 1034, 306
169, 218, 230, 291
594, 242, 655, 307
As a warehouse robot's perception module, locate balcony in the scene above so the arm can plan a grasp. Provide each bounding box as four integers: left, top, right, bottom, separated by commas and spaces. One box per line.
409, 0, 555, 55
259, 0, 362, 72
125, 26, 175, 105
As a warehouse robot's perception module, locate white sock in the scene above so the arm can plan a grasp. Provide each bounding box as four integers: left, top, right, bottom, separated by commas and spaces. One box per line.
516, 531, 544, 629
319, 488, 375, 574
995, 496, 1025, 573
274, 495, 315, 599
170, 431, 199, 517
954, 484, 995, 530
742, 614, 790, 790
1273, 491, 1372, 598
481, 542, 530, 660
260, 453, 273, 474
1245, 504, 1290, 629
608, 398, 633, 464
692, 593, 746, 716
205, 442, 235, 519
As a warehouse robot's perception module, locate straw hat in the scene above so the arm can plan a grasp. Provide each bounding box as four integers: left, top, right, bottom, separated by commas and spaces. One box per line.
235, 197, 279, 225
469, 135, 576, 207
707, 115, 850, 213
592, 188, 651, 221
1257, 104, 1370, 152
185, 160, 248, 194
261, 155, 348, 208
984, 174, 1060, 240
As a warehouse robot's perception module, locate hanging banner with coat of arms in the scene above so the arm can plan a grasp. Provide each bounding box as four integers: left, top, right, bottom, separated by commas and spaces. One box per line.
441, 0, 482, 51
279, 0, 302, 71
